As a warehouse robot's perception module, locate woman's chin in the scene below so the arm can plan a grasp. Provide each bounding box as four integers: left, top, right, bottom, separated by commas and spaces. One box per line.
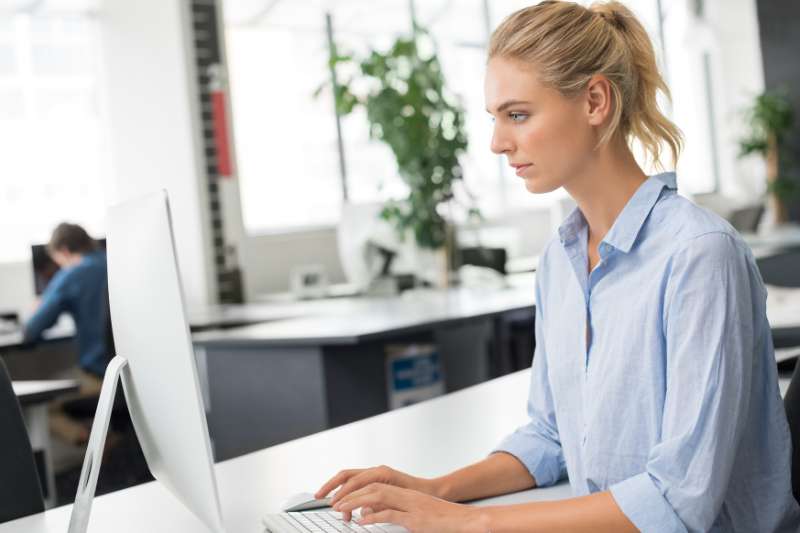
523, 176, 560, 194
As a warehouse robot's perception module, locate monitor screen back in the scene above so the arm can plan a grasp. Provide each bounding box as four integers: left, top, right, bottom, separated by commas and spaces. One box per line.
106, 191, 225, 533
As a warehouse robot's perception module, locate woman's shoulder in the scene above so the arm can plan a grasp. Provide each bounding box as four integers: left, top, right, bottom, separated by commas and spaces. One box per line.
650, 191, 748, 254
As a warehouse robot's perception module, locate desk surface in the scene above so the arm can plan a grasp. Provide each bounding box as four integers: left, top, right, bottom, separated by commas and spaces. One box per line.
193, 275, 538, 347
12, 380, 80, 405
0, 369, 573, 532
1, 368, 793, 532
0, 316, 75, 351
743, 224, 800, 251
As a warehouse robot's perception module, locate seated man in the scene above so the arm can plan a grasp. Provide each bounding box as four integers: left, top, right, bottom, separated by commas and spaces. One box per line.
24, 223, 110, 444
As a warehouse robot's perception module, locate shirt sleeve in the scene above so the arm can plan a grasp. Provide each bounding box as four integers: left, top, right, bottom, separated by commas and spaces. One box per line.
610, 232, 757, 532
23, 271, 70, 343
492, 277, 566, 487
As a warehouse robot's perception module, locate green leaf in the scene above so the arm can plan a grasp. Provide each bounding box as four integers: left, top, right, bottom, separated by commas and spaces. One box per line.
324, 23, 480, 249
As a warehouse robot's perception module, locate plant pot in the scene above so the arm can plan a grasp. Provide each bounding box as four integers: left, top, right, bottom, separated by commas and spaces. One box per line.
413, 246, 450, 288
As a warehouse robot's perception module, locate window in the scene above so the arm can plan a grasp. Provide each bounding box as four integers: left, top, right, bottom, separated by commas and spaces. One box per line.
0, 8, 106, 263
224, 0, 762, 235
224, 4, 344, 233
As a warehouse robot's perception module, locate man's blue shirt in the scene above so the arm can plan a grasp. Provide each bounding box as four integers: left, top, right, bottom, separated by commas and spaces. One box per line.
495, 173, 800, 531
24, 250, 109, 377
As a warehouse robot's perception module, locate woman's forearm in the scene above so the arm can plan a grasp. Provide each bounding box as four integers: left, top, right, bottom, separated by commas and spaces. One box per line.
430, 452, 536, 502
478, 491, 638, 533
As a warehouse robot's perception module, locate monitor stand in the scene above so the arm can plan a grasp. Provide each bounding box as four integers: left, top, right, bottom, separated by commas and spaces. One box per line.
67, 355, 128, 533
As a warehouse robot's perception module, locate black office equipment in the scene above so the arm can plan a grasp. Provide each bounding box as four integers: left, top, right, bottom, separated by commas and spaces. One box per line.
31, 238, 106, 296
458, 246, 508, 275
0, 359, 44, 523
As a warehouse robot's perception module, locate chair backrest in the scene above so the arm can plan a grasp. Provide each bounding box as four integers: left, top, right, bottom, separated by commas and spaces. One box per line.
786, 362, 800, 504
0, 359, 44, 523
757, 249, 800, 288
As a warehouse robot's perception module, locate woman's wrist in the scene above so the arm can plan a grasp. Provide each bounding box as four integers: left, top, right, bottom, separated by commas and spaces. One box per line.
425, 474, 455, 500
470, 507, 493, 533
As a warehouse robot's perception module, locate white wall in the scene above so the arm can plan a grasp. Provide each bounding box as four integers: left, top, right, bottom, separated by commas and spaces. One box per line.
241, 228, 346, 296
238, 207, 553, 298
0, 261, 35, 318
98, 0, 217, 308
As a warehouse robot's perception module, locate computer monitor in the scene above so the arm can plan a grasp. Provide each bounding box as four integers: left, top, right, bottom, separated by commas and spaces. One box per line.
31, 238, 106, 295
70, 191, 225, 533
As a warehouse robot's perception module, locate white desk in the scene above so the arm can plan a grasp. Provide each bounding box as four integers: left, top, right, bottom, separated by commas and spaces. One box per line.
0, 369, 571, 532
1, 368, 794, 532
13, 380, 80, 509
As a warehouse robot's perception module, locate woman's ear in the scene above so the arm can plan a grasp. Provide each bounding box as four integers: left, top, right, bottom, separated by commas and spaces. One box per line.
585, 74, 612, 127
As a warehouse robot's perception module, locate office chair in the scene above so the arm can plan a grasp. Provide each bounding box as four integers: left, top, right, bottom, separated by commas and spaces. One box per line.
757, 249, 800, 288
459, 247, 508, 275
0, 358, 44, 523
62, 286, 123, 421
786, 361, 800, 504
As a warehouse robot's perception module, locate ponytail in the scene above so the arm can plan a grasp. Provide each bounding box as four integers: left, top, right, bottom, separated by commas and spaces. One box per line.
489, 1, 683, 169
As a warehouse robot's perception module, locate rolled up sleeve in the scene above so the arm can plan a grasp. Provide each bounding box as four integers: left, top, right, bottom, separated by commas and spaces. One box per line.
493, 279, 565, 488
610, 232, 755, 532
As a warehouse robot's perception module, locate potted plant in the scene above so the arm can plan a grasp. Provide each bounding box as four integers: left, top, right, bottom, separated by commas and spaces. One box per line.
321, 24, 475, 286
738, 90, 797, 224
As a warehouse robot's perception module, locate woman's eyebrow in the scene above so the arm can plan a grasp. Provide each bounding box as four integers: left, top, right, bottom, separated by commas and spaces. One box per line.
486, 99, 532, 114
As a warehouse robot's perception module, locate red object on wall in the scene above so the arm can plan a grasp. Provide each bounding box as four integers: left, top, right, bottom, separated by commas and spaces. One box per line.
210, 89, 233, 178
207, 63, 233, 179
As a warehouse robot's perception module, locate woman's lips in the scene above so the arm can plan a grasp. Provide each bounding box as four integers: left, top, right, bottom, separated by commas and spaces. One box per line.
513, 164, 532, 177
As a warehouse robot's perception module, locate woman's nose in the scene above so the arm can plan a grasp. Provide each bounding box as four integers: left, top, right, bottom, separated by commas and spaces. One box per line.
490, 125, 513, 155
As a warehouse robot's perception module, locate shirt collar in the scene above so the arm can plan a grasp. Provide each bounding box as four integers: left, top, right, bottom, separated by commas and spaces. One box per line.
557, 172, 677, 254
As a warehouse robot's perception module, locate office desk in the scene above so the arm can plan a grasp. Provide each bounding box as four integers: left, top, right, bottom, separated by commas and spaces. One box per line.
0, 369, 573, 533
0, 317, 75, 352
13, 380, 80, 509
1, 369, 793, 532
192, 276, 537, 460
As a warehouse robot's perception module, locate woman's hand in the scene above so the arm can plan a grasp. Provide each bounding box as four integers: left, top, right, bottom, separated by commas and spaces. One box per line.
316, 465, 438, 520
333, 482, 490, 533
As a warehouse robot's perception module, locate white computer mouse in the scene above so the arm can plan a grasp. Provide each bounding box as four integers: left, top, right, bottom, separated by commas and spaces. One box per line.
281, 492, 333, 512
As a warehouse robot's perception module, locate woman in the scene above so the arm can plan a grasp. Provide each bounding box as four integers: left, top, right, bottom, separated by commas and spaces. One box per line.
316, 2, 800, 531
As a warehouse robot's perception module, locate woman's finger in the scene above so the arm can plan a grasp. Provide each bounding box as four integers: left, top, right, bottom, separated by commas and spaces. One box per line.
357, 509, 411, 528
315, 469, 361, 499
330, 469, 384, 506
334, 483, 387, 513
336, 483, 413, 514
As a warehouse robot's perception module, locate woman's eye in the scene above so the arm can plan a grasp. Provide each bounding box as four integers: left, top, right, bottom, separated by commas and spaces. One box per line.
509, 112, 528, 123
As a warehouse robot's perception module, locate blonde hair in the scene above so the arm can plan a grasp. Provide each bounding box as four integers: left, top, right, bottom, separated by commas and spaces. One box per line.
488, 0, 682, 168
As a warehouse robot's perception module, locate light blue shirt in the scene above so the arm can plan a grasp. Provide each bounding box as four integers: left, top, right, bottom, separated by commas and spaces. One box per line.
495, 173, 800, 532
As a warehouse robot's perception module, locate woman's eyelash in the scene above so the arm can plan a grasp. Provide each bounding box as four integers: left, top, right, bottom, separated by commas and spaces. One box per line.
509, 112, 528, 122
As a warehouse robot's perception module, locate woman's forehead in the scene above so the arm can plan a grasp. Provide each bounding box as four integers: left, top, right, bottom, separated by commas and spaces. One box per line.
485, 57, 546, 111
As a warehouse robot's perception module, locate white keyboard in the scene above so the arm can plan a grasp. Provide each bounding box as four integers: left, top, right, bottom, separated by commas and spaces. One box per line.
262, 511, 407, 532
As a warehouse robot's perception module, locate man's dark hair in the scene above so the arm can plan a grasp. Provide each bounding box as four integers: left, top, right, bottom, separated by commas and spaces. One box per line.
47, 223, 97, 255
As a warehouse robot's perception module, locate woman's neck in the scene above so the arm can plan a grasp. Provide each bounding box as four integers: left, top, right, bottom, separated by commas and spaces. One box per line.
563, 140, 648, 243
